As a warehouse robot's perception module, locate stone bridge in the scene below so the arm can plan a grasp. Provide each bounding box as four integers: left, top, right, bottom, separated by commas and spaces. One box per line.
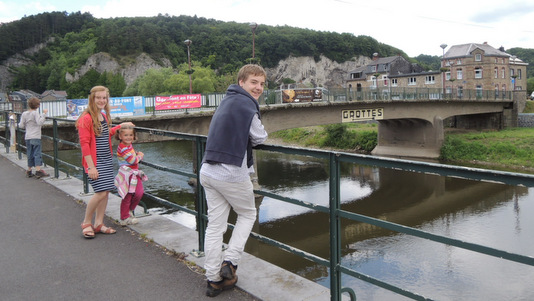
124, 98, 515, 159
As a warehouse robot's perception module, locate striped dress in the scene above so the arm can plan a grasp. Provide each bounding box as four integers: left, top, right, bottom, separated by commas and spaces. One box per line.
88, 121, 115, 192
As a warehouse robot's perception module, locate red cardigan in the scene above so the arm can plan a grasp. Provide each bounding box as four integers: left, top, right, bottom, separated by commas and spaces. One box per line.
77, 113, 121, 172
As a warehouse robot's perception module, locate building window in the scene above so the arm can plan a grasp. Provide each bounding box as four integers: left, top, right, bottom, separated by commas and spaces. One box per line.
351, 73, 360, 79
475, 67, 482, 79
445, 71, 451, 80
457, 69, 463, 80
494, 67, 498, 79
408, 77, 416, 85
456, 59, 462, 65
502, 84, 506, 92
475, 54, 482, 61
495, 84, 499, 97
518, 69, 522, 80
510, 68, 515, 77
425, 75, 435, 84
391, 78, 398, 87
501, 67, 505, 79
457, 86, 463, 98
371, 66, 376, 72
476, 85, 483, 97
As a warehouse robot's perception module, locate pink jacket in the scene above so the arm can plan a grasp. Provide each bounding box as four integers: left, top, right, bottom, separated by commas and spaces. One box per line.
114, 166, 148, 198
77, 113, 121, 172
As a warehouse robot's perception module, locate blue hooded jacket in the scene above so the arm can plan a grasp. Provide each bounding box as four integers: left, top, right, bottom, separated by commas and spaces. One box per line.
203, 84, 260, 168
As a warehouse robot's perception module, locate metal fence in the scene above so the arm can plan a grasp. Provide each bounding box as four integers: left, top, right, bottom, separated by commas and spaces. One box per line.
0, 87, 513, 122
2, 110, 533, 301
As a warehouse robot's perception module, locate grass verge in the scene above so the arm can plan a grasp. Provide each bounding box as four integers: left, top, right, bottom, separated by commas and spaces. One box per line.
270, 124, 534, 172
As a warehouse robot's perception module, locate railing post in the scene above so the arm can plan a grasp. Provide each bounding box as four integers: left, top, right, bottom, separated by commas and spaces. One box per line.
3, 111, 8, 153
329, 152, 342, 301
191, 136, 207, 257
16, 114, 23, 160
53, 119, 59, 178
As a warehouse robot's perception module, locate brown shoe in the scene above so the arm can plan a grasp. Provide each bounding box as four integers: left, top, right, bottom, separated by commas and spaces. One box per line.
35, 170, 50, 178
206, 276, 238, 297
220, 260, 237, 280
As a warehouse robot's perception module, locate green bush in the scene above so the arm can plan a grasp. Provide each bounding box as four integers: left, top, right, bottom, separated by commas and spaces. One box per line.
355, 131, 378, 152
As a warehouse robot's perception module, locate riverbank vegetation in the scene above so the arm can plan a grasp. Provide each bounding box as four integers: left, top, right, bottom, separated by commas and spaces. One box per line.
269, 121, 534, 172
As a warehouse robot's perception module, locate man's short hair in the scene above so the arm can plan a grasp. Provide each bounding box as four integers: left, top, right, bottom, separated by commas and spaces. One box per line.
237, 64, 266, 83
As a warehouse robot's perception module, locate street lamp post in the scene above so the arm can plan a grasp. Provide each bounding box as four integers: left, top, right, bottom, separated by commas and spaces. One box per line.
249, 22, 258, 63
510, 55, 517, 91
440, 43, 447, 99
184, 39, 193, 94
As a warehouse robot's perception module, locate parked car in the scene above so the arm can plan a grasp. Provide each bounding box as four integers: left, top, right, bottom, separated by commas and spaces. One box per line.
530, 91, 534, 100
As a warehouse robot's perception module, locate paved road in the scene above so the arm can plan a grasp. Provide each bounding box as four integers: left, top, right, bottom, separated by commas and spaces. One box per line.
0, 155, 259, 301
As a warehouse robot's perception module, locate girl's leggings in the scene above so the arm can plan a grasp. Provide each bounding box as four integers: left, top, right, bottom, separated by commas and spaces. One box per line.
120, 176, 144, 220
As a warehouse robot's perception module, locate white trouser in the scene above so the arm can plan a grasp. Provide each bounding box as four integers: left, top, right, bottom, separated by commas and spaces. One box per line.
200, 174, 257, 282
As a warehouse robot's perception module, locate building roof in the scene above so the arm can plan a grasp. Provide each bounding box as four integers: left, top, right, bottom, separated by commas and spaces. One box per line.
42, 90, 68, 97
445, 42, 509, 59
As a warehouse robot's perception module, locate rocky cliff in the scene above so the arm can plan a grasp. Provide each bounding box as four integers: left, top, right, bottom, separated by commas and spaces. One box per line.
1, 49, 370, 92
265, 55, 371, 88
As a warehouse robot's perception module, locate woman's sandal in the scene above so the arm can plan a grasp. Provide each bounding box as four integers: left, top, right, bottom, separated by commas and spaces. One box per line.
94, 223, 116, 234
81, 223, 95, 239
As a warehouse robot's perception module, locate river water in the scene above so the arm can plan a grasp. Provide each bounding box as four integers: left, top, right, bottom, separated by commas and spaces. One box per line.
54, 140, 534, 301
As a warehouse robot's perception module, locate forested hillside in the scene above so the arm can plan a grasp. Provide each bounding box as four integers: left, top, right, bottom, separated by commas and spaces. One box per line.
1, 11, 533, 98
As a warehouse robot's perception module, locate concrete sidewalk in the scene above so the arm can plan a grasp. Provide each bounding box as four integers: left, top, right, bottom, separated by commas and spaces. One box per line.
0, 147, 333, 301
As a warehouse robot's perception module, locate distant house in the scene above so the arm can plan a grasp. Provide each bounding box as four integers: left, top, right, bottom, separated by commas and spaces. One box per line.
0, 92, 8, 102
346, 54, 425, 92
442, 42, 528, 97
9, 89, 41, 102
41, 90, 68, 101
346, 43, 528, 100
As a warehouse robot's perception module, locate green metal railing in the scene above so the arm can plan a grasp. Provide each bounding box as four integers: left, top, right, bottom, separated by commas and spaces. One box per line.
2, 111, 533, 301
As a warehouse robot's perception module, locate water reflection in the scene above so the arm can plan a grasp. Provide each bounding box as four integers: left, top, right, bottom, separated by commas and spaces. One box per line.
51, 140, 534, 300
255, 150, 533, 301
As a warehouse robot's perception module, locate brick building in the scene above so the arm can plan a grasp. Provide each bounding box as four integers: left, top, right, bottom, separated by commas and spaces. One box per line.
442, 42, 527, 97
346, 42, 528, 99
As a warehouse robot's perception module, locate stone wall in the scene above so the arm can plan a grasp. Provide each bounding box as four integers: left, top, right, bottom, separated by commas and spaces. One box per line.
518, 113, 534, 127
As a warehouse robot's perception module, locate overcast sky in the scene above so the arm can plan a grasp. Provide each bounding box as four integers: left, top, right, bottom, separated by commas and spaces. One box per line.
1, 0, 533, 58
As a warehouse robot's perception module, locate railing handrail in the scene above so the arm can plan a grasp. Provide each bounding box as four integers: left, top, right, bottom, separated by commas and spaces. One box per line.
0, 87, 514, 120
2, 111, 533, 301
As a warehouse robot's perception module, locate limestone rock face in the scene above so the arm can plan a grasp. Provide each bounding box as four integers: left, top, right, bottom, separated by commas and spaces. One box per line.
65, 52, 173, 85
1, 45, 366, 91
265, 55, 371, 88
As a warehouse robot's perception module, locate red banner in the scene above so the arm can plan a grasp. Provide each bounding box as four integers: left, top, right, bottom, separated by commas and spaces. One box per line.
155, 94, 202, 110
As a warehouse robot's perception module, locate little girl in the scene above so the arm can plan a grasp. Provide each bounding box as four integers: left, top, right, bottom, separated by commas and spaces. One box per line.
114, 124, 147, 226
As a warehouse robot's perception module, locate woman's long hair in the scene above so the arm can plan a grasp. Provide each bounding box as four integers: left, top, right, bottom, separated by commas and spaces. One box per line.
75, 86, 112, 136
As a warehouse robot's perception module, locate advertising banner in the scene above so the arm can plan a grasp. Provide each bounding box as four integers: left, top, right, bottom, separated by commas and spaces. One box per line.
66, 96, 145, 119
66, 99, 88, 120
155, 94, 202, 110
109, 96, 145, 117
282, 89, 323, 103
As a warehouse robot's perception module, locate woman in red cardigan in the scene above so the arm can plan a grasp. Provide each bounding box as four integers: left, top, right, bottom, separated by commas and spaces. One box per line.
76, 86, 134, 239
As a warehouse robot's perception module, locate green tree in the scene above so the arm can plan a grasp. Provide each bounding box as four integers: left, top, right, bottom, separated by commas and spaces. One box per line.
138, 68, 174, 96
